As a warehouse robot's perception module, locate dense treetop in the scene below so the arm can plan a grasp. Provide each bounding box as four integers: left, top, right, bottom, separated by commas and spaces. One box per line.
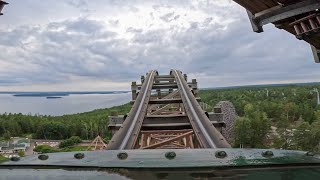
201, 84, 320, 151
0, 104, 131, 140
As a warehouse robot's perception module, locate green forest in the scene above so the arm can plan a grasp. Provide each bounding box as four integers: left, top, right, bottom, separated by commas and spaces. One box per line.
1, 83, 320, 152
200, 84, 320, 152
0, 104, 131, 141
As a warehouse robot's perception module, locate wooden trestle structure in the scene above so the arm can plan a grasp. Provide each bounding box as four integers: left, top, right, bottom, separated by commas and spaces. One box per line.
107, 70, 231, 150
233, 0, 320, 62
87, 135, 107, 151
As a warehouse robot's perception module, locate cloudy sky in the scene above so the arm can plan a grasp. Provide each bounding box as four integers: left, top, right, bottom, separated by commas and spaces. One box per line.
0, 0, 318, 91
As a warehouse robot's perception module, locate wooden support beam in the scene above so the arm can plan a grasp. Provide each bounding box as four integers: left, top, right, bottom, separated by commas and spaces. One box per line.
148, 98, 184, 104
148, 97, 201, 104
140, 133, 147, 148
148, 90, 180, 111
141, 121, 225, 130
141, 131, 193, 149
143, 84, 179, 90
312, 45, 320, 63
247, 10, 263, 33
155, 75, 174, 78
141, 129, 193, 135
149, 135, 186, 148
188, 135, 194, 148
0, 1, 8, 16
150, 104, 172, 115
131, 81, 137, 100
137, 83, 192, 90
154, 77, 175, 81
153, 120, 225, 127
142, 123, 191, 129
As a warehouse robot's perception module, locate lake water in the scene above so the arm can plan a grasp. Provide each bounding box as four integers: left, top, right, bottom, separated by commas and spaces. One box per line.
0, 93, 131, 116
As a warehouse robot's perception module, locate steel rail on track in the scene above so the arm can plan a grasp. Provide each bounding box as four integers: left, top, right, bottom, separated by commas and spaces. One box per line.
171, 69, 230, 148
107, 70, 157, 150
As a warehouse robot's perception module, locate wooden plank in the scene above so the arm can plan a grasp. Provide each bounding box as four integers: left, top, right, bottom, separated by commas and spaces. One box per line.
136, 83, 179, 90
154, 77, 175, 81
155, 75, 174, 78
233, 0, 263, 13
234, 0, 280, 13
110, 122, 224, 134
144, 115, 189, 124
148, 98, 201, 104
254, 5, 282, 17
148, 98, 184, 104
137, 84, 192, 90
110, 121, 225, 129
252, 0, 270, 10
142, 123, 191, 128
262, 0, 279, 7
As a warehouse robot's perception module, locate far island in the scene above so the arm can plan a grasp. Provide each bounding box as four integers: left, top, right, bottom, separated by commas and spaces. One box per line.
46, 96, 62, 99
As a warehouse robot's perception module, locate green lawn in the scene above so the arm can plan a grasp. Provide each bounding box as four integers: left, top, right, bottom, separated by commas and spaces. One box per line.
0, 155, 8, 161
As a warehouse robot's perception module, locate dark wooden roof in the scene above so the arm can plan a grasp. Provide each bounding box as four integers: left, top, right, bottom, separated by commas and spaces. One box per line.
234, 0, 279, 14
234, 0, 303, 14
233, 0, 320, 49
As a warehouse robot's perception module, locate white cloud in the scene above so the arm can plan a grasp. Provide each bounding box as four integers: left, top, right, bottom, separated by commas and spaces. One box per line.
0, 0, 318, 91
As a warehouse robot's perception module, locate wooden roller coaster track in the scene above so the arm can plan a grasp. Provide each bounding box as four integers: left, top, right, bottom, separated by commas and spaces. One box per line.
107, 70, 231, 150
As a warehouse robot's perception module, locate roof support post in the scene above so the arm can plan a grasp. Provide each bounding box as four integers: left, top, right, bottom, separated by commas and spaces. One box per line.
247, 10, 263, 33
0, 1, 8, 16
312, 45, 320, 63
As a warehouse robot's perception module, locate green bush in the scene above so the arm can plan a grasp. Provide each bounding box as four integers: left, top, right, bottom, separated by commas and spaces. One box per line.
18, 150, 25, 157
69, 136, 82, 144
59, 136, 82, 148
34, 145, 59, 153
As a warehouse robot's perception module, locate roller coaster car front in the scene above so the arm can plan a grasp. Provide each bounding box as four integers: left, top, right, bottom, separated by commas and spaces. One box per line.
1, 148, 320, 179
